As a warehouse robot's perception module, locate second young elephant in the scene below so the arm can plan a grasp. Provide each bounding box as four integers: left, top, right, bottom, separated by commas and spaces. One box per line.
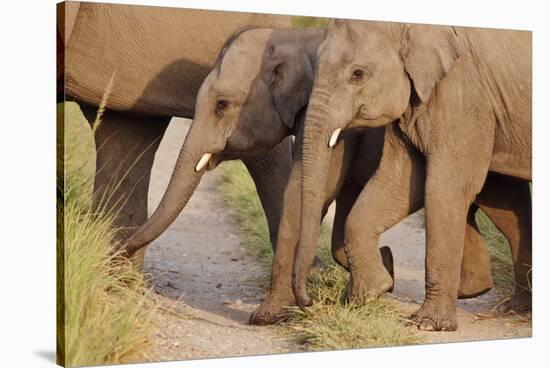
120, 27, 527, 325
293, 20, 532, 331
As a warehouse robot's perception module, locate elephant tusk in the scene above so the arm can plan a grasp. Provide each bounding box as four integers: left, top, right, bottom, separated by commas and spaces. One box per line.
195, 153, 212, 172
328, 128, 341, 148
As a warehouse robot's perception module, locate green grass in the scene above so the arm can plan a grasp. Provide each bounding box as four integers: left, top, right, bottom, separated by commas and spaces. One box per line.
218, 161, 274, 274
292, 16, 329, 29
218, 161, 420, 350
58, 102, 156, 367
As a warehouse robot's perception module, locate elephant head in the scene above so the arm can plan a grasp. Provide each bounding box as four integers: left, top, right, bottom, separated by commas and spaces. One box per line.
122, 28, 323, 255
293, 19, 462, 307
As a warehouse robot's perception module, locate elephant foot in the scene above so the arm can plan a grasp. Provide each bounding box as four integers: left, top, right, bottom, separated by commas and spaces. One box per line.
249, 290, 295, 326
457, 283, 493, 299
410, 299, 457, 332
347, 267, 393, 305
495, 290, 532, 314
457, 248, 493, 299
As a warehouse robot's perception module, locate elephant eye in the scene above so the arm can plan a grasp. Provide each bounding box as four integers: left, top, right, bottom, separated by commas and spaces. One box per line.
215, 99, 229, 117
350, 68, 366, 83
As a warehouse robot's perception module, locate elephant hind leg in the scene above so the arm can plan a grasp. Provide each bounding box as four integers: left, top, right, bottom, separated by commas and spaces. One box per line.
80, 103, 170, 252
458, 204, 493, 299
477, 173, 532, 312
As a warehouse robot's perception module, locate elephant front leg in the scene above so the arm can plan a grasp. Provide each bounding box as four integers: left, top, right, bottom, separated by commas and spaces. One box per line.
243, 137, 293, 251
332, 182, 395, 282
345, 126, 425, 304
249, 218, 298, 325
344, 176, 423, 304
249, 151, 302, 325
413, 154, 490, 331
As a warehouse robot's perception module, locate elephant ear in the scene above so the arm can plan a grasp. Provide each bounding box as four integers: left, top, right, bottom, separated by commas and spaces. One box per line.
269, 45, 314, 129
401, 25, 463, 103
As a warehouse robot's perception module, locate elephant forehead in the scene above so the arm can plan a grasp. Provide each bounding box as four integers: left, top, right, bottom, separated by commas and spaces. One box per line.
317, 38, 353, 69
216, 30, 274, 93
319, 22, 397, 68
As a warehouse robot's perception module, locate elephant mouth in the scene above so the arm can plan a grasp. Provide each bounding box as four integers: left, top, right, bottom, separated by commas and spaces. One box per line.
206, 156, 223, 171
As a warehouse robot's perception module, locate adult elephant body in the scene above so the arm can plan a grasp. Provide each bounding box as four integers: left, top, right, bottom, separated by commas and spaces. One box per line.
58, 2, 292, 259
294, 20, 532, 331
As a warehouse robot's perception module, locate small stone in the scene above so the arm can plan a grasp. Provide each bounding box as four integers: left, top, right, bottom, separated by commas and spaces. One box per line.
216, 283, 222, 288
235, 299, 242, 306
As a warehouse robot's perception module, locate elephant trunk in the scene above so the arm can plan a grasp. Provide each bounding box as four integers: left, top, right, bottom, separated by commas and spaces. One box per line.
122, 124, 210, 256
292, 89, 335, 308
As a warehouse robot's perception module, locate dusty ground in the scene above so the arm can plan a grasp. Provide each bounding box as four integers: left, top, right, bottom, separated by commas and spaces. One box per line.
143, 118, 531, 361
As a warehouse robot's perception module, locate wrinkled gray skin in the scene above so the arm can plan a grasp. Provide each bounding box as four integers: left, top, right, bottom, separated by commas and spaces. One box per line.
120, 26, 527, 326
294, 20, 532, 331
59, 2, 292, 264
117, 26, 383, 313
120, 28, 322, 256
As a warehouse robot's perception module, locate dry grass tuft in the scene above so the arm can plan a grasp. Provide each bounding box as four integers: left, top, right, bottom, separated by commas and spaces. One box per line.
58, 102, 156, 367
282, 265, 420, 350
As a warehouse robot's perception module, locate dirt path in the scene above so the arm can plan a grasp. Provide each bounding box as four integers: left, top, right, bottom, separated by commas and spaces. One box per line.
144, 118, 530, 361
144, 118, 299, 361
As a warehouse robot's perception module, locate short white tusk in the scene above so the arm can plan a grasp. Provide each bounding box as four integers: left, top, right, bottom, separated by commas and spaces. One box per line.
195, 153, 212, 172
328, 128, 341, 148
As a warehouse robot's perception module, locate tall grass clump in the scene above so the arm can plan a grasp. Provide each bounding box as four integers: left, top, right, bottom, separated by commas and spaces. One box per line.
218, 160, 420, 350
58, 102, 156, 367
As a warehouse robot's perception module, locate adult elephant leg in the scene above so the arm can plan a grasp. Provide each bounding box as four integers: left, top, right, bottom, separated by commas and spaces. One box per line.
476, 173, 532, 312
458, 204, 494, 298
80, 103, 170, 264
345, 125, 425, 304
242, 137, 293, 251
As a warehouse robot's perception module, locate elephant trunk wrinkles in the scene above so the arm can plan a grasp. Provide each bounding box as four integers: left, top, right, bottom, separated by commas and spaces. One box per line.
122, 127, 206, 256
293, 95, 334, 309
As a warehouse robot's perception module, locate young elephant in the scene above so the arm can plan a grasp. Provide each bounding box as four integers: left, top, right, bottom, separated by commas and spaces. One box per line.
120, 27, 525, 325
294, 20, 532, 331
